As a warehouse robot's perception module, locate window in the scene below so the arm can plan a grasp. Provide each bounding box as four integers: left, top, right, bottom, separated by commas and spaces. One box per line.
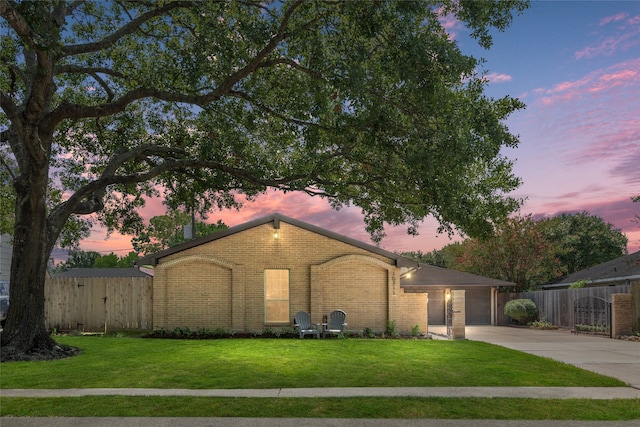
265, 269, 289, 323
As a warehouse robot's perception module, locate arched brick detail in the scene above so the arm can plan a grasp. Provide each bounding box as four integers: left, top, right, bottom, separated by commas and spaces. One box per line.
155, 255, 236, 330
159, 254, 235, 270
311, 254, 393, 331
316, 254, 394, 271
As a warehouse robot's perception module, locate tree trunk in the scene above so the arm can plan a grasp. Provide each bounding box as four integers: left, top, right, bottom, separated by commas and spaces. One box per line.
0, 168, 78, 361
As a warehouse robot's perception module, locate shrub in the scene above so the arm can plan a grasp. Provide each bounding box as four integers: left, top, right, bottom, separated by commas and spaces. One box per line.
411, 324, 421, 337
569, 279, 589, 289
528, 316, 557, 329
385, 320, 399, 337
504, 299, 538, 325
362, 327, 376, 338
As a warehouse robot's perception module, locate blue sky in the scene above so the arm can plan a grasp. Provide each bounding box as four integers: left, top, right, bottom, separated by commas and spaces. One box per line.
81, 1, 640, 257
441, 0, 640, 251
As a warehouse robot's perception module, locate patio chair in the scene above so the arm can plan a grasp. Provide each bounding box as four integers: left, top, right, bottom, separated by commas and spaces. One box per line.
293, 311, 320, 339
323, 309, 347, 338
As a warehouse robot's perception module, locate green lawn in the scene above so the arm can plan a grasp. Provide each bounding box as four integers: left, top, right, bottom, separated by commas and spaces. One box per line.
0, 335, 624, 388
2, 335, 638, 420
2, 396, 639, 420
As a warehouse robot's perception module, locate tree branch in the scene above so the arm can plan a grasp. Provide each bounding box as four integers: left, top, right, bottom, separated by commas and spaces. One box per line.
45, 0, 309, 126
257, 57, 325, 81
60, 1, 194, 57
0, 89, 21, 125
0, 152, 17, 181
66, 1, 87, 16
54, 64, 126, 79
228, 89, 328, 129
54, 143, 315, 219
0, 0, 42, 52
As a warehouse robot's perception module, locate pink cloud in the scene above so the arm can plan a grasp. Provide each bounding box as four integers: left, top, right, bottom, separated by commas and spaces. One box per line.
435, 7, 463, 41
539, 59, 640, 106
77, 187, 464, 258
77, 188, 640, 260
609, 148, 640, 185
575, 120, 640, 163
599, 69, 638, 82
599, 12, 628, 26
576, 14, 640, 60
485, 72, 512, 83
576, 37, 617, 60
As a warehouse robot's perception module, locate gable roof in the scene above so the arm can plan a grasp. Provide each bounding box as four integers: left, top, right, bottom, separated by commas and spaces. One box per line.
401, 263, 515, 288
541, 251, 640, 289
51, 268, 151, 278
136, 212, 419, 269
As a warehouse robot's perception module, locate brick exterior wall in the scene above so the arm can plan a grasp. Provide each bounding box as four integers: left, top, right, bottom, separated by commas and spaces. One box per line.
153, 221, 427, 334
611, 293, 633, 337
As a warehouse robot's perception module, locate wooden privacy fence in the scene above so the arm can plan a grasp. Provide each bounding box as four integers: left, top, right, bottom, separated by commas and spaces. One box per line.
499, 285, 630, 328
45, 276, 153, 332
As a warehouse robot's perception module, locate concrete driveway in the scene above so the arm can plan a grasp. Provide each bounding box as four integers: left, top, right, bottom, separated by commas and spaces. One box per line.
463, 326, 640, 389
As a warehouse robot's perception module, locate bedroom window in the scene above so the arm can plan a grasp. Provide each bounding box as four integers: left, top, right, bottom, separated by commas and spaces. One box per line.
265, 269, 289, 323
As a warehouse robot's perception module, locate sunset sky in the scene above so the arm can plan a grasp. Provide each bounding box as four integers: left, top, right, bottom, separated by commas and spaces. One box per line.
79, 1, 640, 258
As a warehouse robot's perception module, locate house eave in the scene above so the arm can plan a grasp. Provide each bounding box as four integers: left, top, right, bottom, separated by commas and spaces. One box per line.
539, 274, 640, 289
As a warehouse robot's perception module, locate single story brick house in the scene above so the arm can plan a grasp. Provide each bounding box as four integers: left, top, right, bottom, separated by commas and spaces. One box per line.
137, 213, 426, 334
401, 264, 515, 326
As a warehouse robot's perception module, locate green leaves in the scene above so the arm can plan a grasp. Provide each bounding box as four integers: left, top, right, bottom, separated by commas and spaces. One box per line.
435, 212, 628, 290
131, 210, 228, 255
537, 212, 628, 274
2, 0, 530, 246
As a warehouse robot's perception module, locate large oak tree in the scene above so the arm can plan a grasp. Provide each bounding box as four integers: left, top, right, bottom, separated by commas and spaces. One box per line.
1, 0, 527, 360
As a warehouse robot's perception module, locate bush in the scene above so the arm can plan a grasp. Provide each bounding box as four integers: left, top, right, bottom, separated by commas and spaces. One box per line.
569, 279, 588, 289
411, 324, 421, 337
385, 320, 399, 337
504, 299, 538, 325
528, 316, 557, 330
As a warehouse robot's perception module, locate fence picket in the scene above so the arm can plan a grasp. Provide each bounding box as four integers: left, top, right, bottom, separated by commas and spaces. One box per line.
513, 285, 630, 328
45, 276, 153, 332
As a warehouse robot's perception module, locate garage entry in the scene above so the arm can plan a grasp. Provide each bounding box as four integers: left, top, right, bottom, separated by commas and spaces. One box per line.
425, 287, 491, 325
402, 264, 515, 326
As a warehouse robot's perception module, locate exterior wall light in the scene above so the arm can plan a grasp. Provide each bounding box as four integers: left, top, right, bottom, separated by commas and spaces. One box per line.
273, 217, 280, 239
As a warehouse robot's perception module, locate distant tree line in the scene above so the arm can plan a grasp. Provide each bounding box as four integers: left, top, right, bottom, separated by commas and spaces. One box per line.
53, 250, 139, 273
54, 212, 228, 272
402, 211, 629, 291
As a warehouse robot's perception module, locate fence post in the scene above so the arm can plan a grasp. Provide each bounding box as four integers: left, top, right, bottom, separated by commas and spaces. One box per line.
611, 293, 633, 338
450, 290, 466, 340
632, 283, 640, 333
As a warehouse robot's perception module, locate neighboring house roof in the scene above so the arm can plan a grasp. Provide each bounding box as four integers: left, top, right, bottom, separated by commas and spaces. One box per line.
51, 268, 151, 278
540, 251, 640, 289
401, 263, 515, 289
136, 212, 419, 269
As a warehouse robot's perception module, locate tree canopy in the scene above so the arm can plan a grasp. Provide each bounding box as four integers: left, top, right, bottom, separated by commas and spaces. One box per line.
431, 212, 628, 291
1, 0, 528, 360
536, 212, 628, 274
131, 211, 228, 255
456, 214, 563, 291
53, 249, 138, 272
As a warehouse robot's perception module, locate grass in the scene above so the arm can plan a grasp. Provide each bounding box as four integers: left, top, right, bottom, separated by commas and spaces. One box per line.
0, 336, 624, 388
1, 335, 637, 420
1, 396, 639, 420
